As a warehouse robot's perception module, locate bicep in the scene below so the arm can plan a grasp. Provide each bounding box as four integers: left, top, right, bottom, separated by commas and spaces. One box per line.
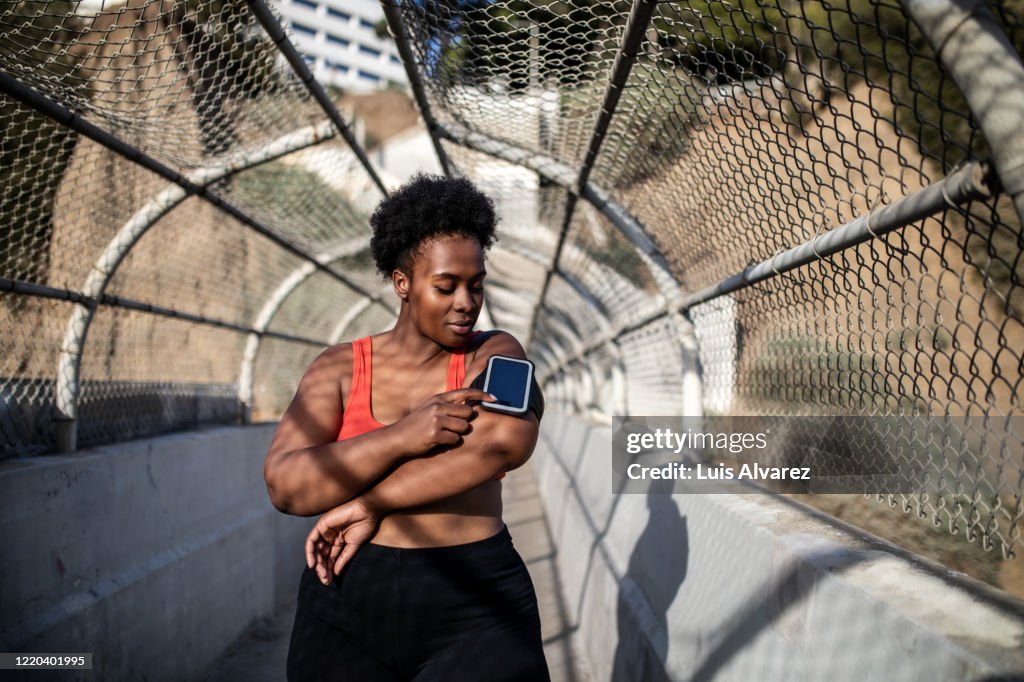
465, 403, 539, 470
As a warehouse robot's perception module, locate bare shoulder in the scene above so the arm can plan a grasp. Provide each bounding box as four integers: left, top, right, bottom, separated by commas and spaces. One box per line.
467, 330, 527, 377
289, 341, 352, 407
307, 341, 353, 375
269, 342, 354, 460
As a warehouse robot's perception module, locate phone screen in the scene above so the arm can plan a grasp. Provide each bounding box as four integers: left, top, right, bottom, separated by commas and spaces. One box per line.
485, 358, 531, 409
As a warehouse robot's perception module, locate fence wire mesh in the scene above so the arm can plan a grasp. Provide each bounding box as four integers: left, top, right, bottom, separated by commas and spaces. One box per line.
441, 140, 560, 339
390, 0, 1024, 562
0, 294, 67, 456
1, 0, 392, 452
2, 0, 1024, 572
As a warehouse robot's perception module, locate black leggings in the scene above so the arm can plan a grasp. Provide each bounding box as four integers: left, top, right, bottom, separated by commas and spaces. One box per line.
286, 525, 550, 681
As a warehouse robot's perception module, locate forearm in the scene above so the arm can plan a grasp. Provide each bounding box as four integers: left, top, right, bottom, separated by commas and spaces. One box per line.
266, 425, 418, 516
359, 417, 538, 515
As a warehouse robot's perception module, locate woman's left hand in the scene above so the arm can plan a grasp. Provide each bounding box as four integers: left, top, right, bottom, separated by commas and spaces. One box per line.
305, 498, 381, 585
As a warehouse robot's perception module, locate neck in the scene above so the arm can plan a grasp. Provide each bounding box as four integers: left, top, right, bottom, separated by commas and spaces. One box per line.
380, 303, 451, 364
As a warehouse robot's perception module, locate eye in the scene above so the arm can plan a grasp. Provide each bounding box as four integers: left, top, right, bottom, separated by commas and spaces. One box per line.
435, 287, 454, 295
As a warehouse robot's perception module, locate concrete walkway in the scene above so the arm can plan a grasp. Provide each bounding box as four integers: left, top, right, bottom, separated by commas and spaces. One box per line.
196, 461, 588, 681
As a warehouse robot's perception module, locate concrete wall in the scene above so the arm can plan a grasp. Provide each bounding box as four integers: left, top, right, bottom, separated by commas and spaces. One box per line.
0, 425, 309, 681
533, 412, 1024, 682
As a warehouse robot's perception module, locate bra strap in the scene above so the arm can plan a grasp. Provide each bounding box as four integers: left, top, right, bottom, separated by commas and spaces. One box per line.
350, 337, 369, 402
447, 330, 489, 389
447, 339, 466, 390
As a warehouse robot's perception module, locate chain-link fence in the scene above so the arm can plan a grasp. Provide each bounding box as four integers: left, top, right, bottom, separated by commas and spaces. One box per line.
2, 1, 1023, 568
386, 0, 1024, 563
1, 0, 393, 455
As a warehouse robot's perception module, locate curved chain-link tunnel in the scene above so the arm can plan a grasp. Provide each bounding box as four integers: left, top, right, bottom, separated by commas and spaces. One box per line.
2, 0, 1024, 599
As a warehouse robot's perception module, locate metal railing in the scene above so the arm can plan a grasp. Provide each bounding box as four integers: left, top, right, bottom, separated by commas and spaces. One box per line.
2, 0, 1023, 566
387, 0, 1024, 562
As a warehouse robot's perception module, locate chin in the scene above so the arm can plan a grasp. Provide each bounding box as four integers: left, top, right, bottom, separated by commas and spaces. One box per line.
441, 326, 474, 345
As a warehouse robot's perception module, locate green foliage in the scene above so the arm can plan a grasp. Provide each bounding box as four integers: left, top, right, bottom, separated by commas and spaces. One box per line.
232, 161, 363, 236
652, 1, 1024, 171
653, 1, 787, 82
423, 0, 1023, 178
418, 0, 623, 91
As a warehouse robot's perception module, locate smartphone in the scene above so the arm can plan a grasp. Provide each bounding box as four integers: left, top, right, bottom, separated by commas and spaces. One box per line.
480, 355, 535, 415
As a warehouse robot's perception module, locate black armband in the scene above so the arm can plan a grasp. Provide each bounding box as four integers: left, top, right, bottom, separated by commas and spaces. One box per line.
469, 369, 545, 421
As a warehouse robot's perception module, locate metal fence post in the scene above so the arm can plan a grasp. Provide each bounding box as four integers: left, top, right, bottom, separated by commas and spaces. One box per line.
904, 0, 1024, 225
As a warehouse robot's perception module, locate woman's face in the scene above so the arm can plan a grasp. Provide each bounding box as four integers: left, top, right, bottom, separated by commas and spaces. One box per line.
396, 234, 486, 347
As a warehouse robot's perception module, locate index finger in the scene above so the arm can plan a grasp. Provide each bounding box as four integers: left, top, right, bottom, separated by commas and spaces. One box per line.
439, 388, 495, 403
333, 543, 362, 576
305, 527, 317, 569
305, 518, 328, 568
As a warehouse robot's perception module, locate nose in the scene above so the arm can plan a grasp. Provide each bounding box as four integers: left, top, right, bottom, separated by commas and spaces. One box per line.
453, 286, 475, 313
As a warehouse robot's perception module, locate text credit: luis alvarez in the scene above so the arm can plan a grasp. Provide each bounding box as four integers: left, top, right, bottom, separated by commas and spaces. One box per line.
623, 427, 811, 481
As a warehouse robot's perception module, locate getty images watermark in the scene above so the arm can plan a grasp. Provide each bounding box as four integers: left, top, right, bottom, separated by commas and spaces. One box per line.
611, 415, 1024, 494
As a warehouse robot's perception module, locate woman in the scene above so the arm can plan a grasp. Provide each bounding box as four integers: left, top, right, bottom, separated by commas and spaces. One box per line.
263, 174, 549, 681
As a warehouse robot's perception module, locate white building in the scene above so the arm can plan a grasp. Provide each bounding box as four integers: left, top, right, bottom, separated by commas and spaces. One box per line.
276, 0, 407, 92
74, 0, 407, 92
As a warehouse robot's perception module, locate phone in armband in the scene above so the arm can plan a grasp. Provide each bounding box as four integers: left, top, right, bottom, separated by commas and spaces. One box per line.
480, 355, 535, 415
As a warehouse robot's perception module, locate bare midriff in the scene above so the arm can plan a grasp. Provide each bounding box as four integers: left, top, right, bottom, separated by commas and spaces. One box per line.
371, 482, 504, 548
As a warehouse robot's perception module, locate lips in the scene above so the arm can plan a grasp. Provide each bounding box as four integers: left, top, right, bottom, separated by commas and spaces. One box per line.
447, 320, 474, 334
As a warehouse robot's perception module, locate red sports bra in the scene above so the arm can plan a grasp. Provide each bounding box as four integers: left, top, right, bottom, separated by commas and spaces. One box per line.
336, 332, 505, 480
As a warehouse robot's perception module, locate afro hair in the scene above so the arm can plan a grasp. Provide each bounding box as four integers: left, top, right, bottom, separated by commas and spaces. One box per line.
369, 173, 498, 278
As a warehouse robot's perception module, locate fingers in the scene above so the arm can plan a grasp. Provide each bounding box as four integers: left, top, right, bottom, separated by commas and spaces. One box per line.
438, 415, 472, 435
305, 523, 322, 568
436, 430, 462, 446
307, 530, 329, 581
310, 537, 360, 582
304, 499, 383, 585
315, 546, 332, 585
439, 388, 495, 404
306, 514, 335, 565
441, 402, 477, 420
333, 543, 361, 576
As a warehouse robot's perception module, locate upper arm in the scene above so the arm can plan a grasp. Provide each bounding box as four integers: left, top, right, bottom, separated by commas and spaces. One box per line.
465, 330, 528, 375
467, 330, 544, 420
463, 331, 540, 470
265, 344, 347, 473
